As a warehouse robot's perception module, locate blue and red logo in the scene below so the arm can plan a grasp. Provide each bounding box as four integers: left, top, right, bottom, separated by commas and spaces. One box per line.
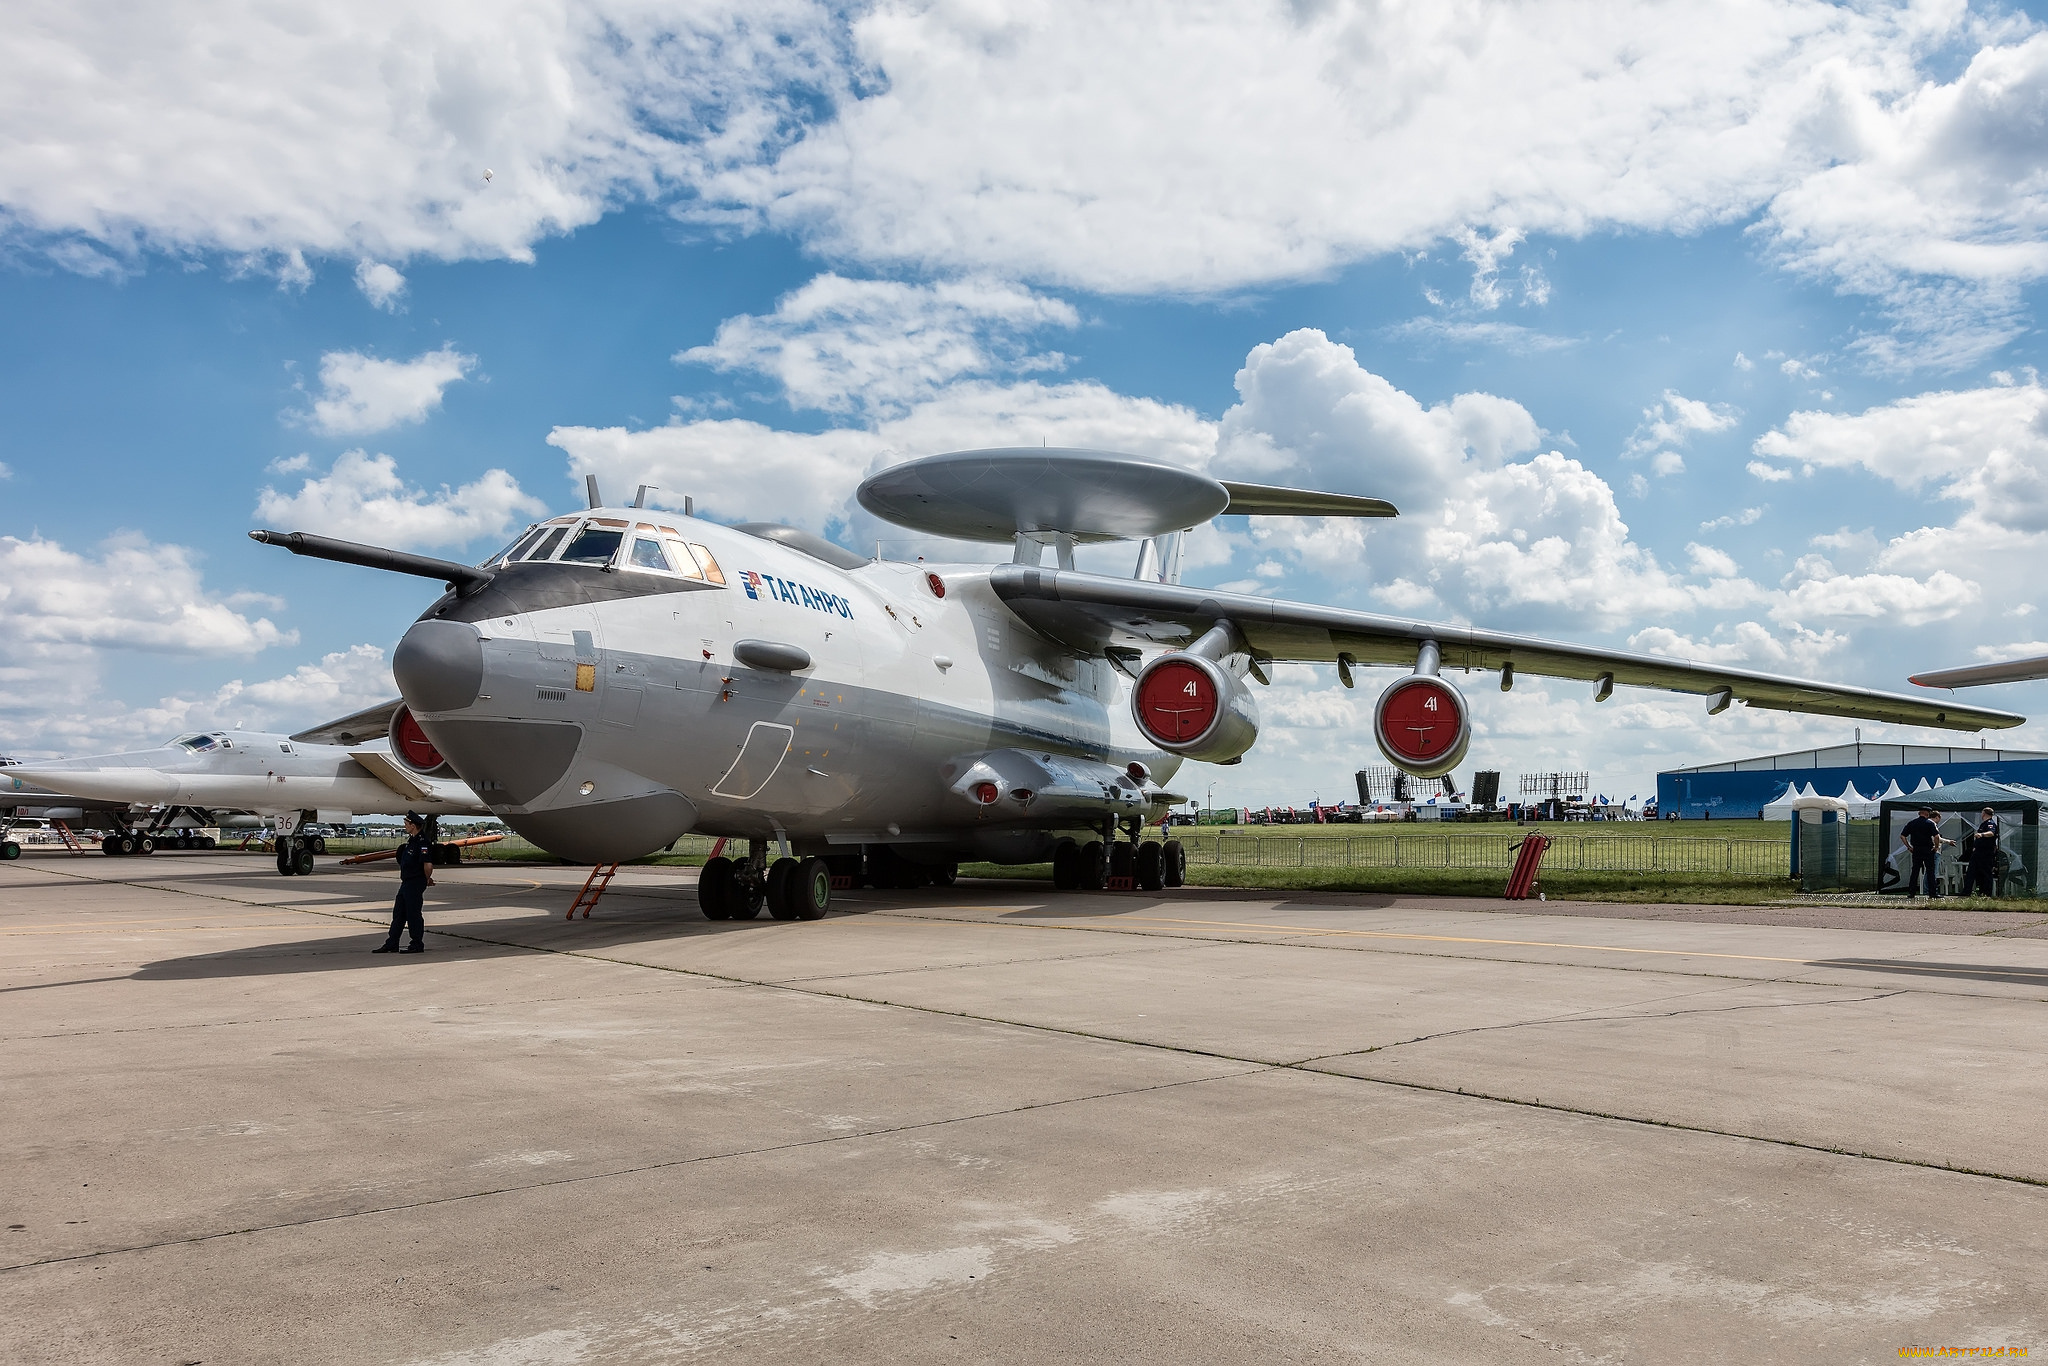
743, 570, 853, 618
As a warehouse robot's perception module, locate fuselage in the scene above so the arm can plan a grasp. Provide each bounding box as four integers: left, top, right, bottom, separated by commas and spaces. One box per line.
395, 509, 1183, 865
1, 730, 482, 821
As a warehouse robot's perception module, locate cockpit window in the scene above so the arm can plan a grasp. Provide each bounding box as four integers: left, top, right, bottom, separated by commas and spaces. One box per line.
487, 525, 544, 567
661, 537, 703, 580
524, 527, 568, 561
689, 544, 726, 585
170, 733, 219, 752
627, 537, 672, 572
560, 527, 625, 565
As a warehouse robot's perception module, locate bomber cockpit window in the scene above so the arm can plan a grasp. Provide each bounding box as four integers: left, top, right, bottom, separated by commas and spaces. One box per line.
559, 526, 625, 565
170, 733, 219, 752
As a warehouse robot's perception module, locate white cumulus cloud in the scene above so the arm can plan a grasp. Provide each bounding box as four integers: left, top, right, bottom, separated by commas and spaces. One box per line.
0, 532, 292, 655
677, 274, 1078, 416
255, 450, 545, 551
299, 346, 476, 436
354, 260, 407, 310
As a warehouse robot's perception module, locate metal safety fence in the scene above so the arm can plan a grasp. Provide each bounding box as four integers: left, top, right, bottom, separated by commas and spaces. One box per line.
323, 830, 1789, 878
1175, 832, 1789, 877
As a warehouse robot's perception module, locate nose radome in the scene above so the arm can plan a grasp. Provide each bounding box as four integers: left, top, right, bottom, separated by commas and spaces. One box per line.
393, 619, 484, 713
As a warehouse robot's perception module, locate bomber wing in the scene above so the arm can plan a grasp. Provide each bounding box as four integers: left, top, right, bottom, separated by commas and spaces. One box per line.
291, 697, 405, 746
1909, 653, 2048, 690
988, 566, 2023, 733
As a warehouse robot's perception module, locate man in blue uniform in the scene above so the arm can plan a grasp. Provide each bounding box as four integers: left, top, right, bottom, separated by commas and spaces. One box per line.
373, 813, 433, 954
1899, 806, 1950, 899
1964, 806, 2002, 898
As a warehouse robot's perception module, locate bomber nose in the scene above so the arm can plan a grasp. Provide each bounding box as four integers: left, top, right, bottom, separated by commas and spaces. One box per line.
393, 619, 484, 713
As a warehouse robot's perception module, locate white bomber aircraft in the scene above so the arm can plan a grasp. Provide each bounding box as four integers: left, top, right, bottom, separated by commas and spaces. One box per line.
252, 448, 2022, 918
1, 726, 487, 874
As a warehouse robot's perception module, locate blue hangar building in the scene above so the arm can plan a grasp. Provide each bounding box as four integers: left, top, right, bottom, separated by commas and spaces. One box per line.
1658, 742, 2048, 818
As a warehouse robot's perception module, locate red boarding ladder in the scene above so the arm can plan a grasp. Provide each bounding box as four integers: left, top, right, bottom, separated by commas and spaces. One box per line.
51, 821, 86, 854
567, 863, 619, 919
1504, 833, 1549, 901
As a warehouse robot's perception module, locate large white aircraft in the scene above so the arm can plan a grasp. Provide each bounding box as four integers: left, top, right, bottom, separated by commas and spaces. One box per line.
253, 448, 2021, 917
1911, 654, 2048, 689
2, 725, 487, 874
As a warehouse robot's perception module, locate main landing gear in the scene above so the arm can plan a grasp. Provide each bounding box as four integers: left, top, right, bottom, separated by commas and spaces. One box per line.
1050, 821, 1185, 893
275, 838, 317, 876
699, 840, 833, 922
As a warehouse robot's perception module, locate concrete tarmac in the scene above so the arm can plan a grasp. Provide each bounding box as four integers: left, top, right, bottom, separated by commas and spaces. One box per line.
3, 849, 2045, 1364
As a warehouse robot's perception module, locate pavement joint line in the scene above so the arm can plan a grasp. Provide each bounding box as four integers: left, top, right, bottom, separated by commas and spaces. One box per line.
867, 908, 2048, 1003
0, 1066, 1265, 1275
13, 863, 2048, 1196
1288, 988, 1912, 1064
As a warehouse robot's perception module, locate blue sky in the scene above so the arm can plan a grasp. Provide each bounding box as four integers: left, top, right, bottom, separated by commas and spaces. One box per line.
5, 0, 2048, 806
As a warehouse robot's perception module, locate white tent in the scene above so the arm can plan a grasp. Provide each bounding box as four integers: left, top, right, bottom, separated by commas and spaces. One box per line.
1912, 776, 1932, 793
1877, 778, 1906, 802
1760, 782, 1801, 821
1836, 780, 1879, 818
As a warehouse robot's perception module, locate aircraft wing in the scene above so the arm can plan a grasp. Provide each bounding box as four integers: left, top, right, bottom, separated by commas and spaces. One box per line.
1909, 654, 2048, 689
350, 750, 436, 802
988, 565, 2024, 733
292, 697, 405, 746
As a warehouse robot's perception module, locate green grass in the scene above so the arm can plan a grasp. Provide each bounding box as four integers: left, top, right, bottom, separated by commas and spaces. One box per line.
1193, 818, 1786, 841
959, 861, 1803, 903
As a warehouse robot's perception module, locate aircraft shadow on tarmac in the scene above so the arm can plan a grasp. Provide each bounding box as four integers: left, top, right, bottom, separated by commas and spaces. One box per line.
1806, 957, 2048, 988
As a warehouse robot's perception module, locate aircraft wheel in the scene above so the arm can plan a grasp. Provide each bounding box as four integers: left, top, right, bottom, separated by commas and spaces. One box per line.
1078, 840, 1107, 892
102, 835, 121, 856
115, 834, 137, 856
1162, 839, 1187, 888
698, 856, 734, 919
308, 835, 327, 855
766, 857, 801, 920
275, 848, 294, 876
1050, 839, 1080, 890
793, 857, 832, 920
728, 865, 765, 920
292, 845, 316, 876
201, 836, 217, 850
1108, 841, 1135, 882
928, 862, 957, 887
136, 835, 156, 855
1, 841, 20, 861
1136, 840, 1164, 891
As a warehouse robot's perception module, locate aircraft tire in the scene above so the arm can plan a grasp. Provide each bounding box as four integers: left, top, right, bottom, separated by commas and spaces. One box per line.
1078, 841, 1108, 892
928, 862, 957, 887
2, 840, 20, 861
1136, 841, 1164, 891
102, 835, 121, 856
728, 865, 765, 920
1051, 839, 1080, 890
1162, 839, 1186, 888
116, 834, 137, 856
201, 836, 217, 850
766, 857, 801, 919
794, 857, 832, 919
309, 835, 327, 855
698, 856, 734, 919
292, 845, 316, 876
136, 836, 155, 855
276, 848, 294, 875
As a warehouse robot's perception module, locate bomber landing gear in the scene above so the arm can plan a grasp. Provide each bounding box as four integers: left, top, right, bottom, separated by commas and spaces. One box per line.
1051, 826, 1184, 894
697, 854, 765, 920
275, 838, 315, 876
700, 846, 834, 921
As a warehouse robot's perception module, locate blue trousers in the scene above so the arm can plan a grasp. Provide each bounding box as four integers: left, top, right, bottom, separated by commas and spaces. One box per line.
385, 883, 425, 946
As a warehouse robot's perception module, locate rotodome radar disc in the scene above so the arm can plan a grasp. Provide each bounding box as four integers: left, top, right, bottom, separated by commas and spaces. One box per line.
856, 448, 1231, 543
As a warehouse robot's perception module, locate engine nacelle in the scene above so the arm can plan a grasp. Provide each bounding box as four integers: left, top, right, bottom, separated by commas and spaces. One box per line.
386, 705, 456, 779
1131, 652, 1260, 763
1373, 673, 1471, 779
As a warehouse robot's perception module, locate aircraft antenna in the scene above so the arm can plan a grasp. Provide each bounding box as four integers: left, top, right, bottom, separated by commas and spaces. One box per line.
585, 475, 603, 509
632, 484, 655, 508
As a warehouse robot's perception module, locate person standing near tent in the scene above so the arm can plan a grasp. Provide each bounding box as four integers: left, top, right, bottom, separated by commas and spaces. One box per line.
1900, 806, 1951, 898
1965, 807, 2001, 897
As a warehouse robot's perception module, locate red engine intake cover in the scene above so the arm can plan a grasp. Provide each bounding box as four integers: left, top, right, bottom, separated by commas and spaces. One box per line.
1376, 677, 1463, 768
1135, 657, 1219, 744
393, 708, 445, 773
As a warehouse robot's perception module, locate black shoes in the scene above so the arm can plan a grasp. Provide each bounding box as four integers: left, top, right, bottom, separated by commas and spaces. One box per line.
372, 943, 399, 953
399, 944, 425, 954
